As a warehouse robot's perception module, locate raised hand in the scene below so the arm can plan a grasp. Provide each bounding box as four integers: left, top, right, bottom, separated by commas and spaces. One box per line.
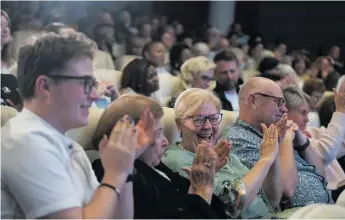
275, 114, 288, 145
97, 80, 120, 101
285, 120, 299, 141
213, 140, 231, 172
334, 81, 345, 114
183, 141, 216, 202
99, 115, 137, 188
259, 123, 279, 161
135, 108, 156, 158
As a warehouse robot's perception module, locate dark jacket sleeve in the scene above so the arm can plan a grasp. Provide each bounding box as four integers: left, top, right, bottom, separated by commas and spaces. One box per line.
133, 171, 224, 219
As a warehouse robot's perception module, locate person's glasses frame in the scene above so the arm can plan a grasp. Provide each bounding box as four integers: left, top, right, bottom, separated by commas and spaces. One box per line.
186, 113, 223, 126
254, 92, 286, 107
47, 75, 98, 95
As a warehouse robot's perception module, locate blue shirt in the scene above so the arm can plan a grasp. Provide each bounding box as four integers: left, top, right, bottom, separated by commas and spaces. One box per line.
221, 119, 332, 207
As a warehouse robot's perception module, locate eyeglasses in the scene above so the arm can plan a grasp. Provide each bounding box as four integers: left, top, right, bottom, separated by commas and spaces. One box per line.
186, 113, 223, 126
47, 75, 98, 95
254, 92, 286, 107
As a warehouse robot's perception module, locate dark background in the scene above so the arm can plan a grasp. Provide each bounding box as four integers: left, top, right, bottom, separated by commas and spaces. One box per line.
2, 1, 345, 60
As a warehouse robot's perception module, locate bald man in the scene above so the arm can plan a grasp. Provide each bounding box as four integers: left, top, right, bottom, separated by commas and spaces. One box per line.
221, 77, 332, 210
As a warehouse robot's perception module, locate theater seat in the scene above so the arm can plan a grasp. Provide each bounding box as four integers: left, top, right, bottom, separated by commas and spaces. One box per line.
115, 55, 140, 71
94, 69, 122, 89
1, 106, 18, 127
158, 74, 182, 100
68, 106, 239, 162
66, 107, 104, 151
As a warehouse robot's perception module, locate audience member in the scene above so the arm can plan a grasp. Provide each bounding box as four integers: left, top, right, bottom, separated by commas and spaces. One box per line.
1, 10, 16, 75
176, 32, 193, 48
163, 88, 282, 218
213, 50, 242, 111
139, 21, 152, 45
192, 42, 210, 58
91, 94, 228, 219
142, 41, 168, 74
167, 56, 215, 107
313, 56, 341, 91
120, 58, 160, 101
302, 78, 326, 112
1, 32, 136, 219
283, 85, 345, 192
292, 57, 309, 81
169, 43, 192, 76
222, 77, 332, 214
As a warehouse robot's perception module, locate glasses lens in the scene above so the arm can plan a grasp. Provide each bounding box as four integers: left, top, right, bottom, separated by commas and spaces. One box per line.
193, 116, 206, 126
85, 77, 97, 94
209, 114, 221, 125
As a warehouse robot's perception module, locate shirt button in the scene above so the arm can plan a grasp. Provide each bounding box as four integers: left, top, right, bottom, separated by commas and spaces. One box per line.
68, 145, 73, 150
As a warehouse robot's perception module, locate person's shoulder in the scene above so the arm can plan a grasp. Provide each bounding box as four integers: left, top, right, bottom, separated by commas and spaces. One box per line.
162, 145, 193, 169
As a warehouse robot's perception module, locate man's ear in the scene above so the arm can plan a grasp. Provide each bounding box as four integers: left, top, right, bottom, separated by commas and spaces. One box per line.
35, 75, 51, 96
247, 94, 257, 110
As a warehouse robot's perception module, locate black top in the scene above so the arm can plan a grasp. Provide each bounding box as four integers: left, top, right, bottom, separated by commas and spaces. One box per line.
213, 80, 242, 111
92, 159, 228, 219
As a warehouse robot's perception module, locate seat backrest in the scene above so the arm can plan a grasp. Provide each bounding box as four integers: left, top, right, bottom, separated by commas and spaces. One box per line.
115, 55, 140, 71
1, 106, 18, 127
161, 107, 239, 146
94, 69, 122, 89
158, 74, 182, 98
66, 107, 104, 151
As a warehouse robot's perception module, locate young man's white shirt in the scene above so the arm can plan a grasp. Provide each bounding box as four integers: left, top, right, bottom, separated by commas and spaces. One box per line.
1, 108, 99, 218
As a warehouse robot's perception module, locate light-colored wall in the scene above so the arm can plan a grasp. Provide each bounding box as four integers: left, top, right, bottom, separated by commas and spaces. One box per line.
208, 1, 236, 34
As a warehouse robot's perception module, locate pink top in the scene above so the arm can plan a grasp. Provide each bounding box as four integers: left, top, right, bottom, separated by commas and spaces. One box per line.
306, 112, 345, 190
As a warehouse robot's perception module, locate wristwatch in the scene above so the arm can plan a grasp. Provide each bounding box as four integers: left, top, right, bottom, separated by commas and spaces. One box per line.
294, 138, 310, 152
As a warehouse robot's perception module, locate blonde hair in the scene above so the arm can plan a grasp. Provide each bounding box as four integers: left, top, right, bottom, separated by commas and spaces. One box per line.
283, 85, 310, 111
174, 88, 221, 120
180, 56, 216, 89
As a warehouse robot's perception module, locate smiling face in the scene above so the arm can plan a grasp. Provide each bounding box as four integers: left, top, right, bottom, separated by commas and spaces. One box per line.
139, 118, 168, 167
179, 102, 221, 153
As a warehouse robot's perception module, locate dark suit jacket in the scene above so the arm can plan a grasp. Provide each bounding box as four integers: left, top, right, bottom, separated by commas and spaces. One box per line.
213, 81, 241, 111
92, 159, 228, 219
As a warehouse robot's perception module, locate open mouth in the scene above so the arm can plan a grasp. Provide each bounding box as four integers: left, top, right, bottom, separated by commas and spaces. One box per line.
197, 134, 213, 141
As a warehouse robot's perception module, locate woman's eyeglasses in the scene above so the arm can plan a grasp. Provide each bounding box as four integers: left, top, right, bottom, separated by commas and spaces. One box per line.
186, 113, 223, 126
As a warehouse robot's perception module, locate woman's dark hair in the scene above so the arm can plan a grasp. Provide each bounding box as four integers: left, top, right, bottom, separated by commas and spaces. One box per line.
121, 58, 156, 96
169, 43, 190, 72
1, 10, 13, 64
318, 95, 336, 127
176, 32, 192, 43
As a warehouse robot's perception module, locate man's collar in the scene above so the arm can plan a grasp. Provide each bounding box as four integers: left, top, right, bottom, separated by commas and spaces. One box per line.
235, 118, 263, 138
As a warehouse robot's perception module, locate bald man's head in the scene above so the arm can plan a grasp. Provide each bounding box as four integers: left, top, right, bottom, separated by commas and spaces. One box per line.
92, 94, 163, 149
239, 77, 282, 102
238, 77, 287, 128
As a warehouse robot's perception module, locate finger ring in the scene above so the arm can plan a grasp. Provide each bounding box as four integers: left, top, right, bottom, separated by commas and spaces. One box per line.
204, 162, 212, 168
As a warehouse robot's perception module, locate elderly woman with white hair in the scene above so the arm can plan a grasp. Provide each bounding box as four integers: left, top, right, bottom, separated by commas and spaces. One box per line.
282, 84, 345, 192
163, 88, 284, 218
192, 42, 210, 57
167, 56, 216, 107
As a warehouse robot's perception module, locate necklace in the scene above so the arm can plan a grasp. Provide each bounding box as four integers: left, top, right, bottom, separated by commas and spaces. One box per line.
177, 142, 185, 151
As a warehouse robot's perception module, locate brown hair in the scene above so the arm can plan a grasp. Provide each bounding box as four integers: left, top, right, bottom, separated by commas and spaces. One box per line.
1, 10, 14, 65
17, 32, 94, 100
92, 94, 164, 150
302, 78, 326, 96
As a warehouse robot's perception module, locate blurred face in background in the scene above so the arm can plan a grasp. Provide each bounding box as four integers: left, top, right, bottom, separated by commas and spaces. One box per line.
1, 14, 11, 46
147, 42, 165, 66
161, 32, 174, 49
141, 23, 152, 38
